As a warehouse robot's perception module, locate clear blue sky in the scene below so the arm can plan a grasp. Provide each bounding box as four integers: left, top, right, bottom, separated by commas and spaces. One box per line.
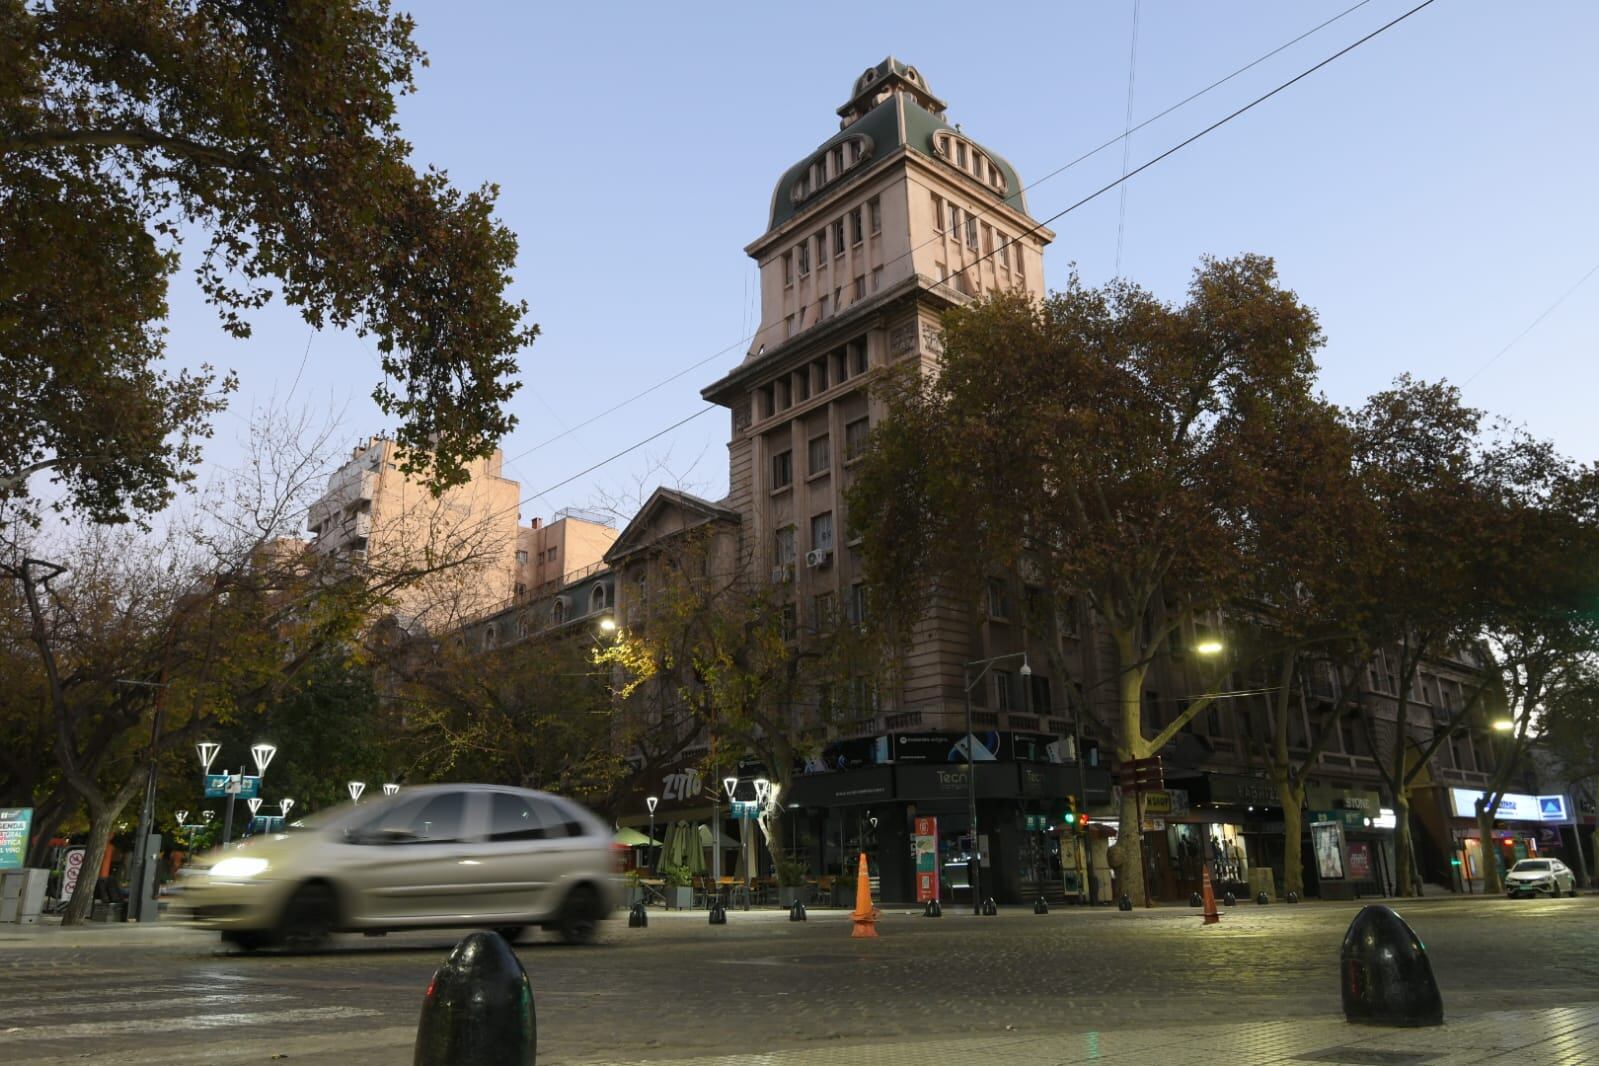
162, 0, 1599, 527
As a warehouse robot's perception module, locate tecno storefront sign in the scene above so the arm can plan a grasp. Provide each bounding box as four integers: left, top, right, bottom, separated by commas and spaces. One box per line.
1448, 788, 1569, 823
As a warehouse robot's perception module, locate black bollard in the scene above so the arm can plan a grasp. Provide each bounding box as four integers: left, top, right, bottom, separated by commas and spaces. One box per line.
1117, 893, 1133, 912
923, 899, 942, 918
413, 931, 534, 1066
709, 901, 727, 925
1340, 905, 1443, 1027
1034, 897, 1049, 915
1256, 890, 1270, 905
981, 897, 998, 916
1189, 892, 1202, 907
627, 902, 648, 928
1223, 891, 1236, 907
789, 901, 807, 922
1286, 891, 1300, 904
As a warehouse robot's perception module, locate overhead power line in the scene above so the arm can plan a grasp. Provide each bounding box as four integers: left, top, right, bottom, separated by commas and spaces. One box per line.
1461, 260, 1599, 386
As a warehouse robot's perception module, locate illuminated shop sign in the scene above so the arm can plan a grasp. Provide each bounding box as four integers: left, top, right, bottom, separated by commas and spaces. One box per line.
1448, 788, 1568, 823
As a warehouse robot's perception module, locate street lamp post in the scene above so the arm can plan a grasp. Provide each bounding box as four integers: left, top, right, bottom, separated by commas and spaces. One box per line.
962, 652, 1029, 914
1071, 710, 1098, 904
348, 781, 366, 804
646, 795, 659, 874
115, 675, 169, 923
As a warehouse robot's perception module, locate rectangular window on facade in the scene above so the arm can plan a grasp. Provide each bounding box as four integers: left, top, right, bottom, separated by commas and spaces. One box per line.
797, 242, 810, 275
936, 261, 947, 282
844, 416, 870, 461
965, 215, 978, 250
1029, 674, 1052, 715
847, 583, 868, 626
850, 208, 864, 245
1015, 241, 1025, 276
850, 339, 868, 375
781, 603, 797, 641
813, 358, 828, 391
871, 266, 883, 291
833, 286, 841, 313
832, 219, 845, 257
849, 140, 862, 163
948, 203, 961, 234
818, 294, 829, 318
998, 234, 1009, 267
771, 450, 793, 489
994, 669, 1015, 711
831, 145, 844, 175
759, 384, 774, 418
794, 368, 809, 403
783, 252, 793, 286
808, 433, 830, 476
853, 275, 866, 301
832, 347, 848, 382
815, 231, 827, 263
775, 526, 795, 566
986, 578, 1011, 619
515, 550, 528, 564
811, 511, 834, 551
931, 194, 944, 231
982, 224, 993, 255
812, 591, 836, 632
956, 141, 968, 168
784, 315, 794, 339
869, 197, 882, 233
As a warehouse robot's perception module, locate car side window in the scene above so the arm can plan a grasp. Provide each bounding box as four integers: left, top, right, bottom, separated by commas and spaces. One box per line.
487, 792, 548, 842
356, 792, 466, 844
527, 797, 583, 838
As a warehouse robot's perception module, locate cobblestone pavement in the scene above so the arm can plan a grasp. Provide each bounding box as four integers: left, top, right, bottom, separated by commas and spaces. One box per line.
1, 895, 1596, 1064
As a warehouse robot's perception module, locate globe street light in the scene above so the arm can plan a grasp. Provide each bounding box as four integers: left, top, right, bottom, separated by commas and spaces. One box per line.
1492, 717, 1515, 732
1196, 639, 1225, 656
598, 616, 618, 634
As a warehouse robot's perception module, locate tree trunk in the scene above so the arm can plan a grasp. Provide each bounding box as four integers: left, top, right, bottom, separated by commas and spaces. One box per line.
1393, 791, 1415, 897
62, 802, 117, 926
1476, 806, 1502, 894
1278, 777, 1306, 899
1112, 627, 1148, 906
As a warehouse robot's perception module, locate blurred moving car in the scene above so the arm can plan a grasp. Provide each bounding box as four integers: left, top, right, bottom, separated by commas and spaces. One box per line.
178, 784, 617, 950
1504, 858, 1577, 898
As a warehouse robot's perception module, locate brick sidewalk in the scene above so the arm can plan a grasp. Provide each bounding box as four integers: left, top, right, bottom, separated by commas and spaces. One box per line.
586, 1007, 1599, 1065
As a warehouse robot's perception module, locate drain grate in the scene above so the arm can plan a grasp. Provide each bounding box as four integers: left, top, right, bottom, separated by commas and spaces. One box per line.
1295, 1048, 1436, 1066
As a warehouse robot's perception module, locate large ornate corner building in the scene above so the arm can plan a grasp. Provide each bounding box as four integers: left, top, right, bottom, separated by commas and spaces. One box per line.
599, 61, 1586, 904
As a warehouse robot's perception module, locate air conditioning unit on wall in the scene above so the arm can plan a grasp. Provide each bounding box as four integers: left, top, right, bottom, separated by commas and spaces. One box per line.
805, 548, 832, 568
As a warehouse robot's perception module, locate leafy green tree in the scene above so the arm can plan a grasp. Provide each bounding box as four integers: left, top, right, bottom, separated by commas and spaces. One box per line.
1, 0, 537, 522
850, 256, 1328, 905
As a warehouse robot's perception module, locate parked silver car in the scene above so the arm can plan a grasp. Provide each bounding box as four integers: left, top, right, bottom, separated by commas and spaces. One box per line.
1504, 858, 1577, 898
179, 784, 617, 950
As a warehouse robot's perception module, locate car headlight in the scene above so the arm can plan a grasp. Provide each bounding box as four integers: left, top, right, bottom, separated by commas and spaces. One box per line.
210, 857, 270, 879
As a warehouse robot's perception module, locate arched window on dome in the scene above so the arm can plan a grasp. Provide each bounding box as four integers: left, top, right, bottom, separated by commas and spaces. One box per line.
591, 585, 608, 614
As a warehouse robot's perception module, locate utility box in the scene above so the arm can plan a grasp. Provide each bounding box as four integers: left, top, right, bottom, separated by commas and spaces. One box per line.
1, 868, 49, 924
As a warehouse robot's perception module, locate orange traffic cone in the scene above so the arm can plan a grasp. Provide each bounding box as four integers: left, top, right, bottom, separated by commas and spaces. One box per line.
1200, 864, 1220, 925
850, 852, 879, 938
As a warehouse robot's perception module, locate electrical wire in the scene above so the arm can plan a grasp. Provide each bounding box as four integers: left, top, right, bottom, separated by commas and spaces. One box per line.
1460, 259, 1599, 386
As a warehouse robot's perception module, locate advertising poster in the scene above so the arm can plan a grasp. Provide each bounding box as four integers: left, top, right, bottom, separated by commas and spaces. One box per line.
1311, 820, 1347, 880
913, 816, 939, 902
1347, 841, 1372, 880
0, 807, 32, 871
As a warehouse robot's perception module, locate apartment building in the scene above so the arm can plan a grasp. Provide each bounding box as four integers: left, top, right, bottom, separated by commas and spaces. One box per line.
306, 435, 521, 631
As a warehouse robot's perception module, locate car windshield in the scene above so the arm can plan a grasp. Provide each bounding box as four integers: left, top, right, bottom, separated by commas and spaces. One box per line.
1512, 860, 1550, 872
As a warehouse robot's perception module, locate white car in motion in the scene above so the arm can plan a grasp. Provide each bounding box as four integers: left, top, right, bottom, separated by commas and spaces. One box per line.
179, 784, 617, 950
1504, 858, 1577, 898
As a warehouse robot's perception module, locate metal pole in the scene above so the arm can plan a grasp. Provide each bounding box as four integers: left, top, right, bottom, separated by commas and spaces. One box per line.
221, 767, 241, 846
1137, 786, 1151, 907
1073, 713, 1098, 904
711, 796, 720, 883
125, 675, 167, 922
648, 810, 655, 874
965, 669, 980, 915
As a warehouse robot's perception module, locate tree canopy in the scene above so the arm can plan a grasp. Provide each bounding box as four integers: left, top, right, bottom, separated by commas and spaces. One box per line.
1, 0, 536, 522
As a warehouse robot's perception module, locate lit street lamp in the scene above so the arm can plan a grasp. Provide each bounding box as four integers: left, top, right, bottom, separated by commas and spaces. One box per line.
382, 783, 400, 796
646, 795, 659, 873
1492, 717, 1515, 733
279, 798, 295, 826
348, 781, 366, 803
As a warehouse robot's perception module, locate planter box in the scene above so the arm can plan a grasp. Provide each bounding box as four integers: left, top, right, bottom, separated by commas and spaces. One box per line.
778, 886, 804, 908
665, 886, 694, 910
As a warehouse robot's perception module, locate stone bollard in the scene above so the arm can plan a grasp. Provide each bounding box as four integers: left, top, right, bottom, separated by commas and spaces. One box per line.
708, 901, 727, 925
413, 931, 535, 1066
1034, 897, 1049, 915
1223, 892, 1236, 907
1286, 891, 1300, 904
627, 902, 647, 928
789, 901, 807, 922
1340, 905, 1443, 1027
1117, 893, 1133, 912
981, 898, 998, 916
922, 899, 942, 918
1189, 892, 1203, 907
1256, 891, 1270, 905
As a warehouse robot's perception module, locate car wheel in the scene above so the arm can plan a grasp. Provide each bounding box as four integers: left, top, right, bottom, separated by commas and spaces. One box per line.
278, 882, 338, 950
221, 930, 270, 952
557, 885, 601, 946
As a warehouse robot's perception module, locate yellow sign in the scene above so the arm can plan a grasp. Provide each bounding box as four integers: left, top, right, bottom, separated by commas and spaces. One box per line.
1143, 792, 1173, 815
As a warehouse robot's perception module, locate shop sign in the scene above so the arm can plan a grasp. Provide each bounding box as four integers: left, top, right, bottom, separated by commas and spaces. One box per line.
1310, 809, 1369, 831
1206, 774, 1277, 807
1140, 790, 1190, 816
914, 817, 939, 902
892, 731, 998, 763
1448, 788, 1568, 823
0, 807, 33, 871
788, 766, 894, 807
203, 773, 260, 799
1008, 731, 1070, 764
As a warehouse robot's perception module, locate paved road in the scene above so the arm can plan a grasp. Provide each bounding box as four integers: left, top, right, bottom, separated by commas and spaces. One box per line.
1, 895, 1595, 1064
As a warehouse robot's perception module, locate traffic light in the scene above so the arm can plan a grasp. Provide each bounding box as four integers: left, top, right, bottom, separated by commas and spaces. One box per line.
1062, 794, 1077, 829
